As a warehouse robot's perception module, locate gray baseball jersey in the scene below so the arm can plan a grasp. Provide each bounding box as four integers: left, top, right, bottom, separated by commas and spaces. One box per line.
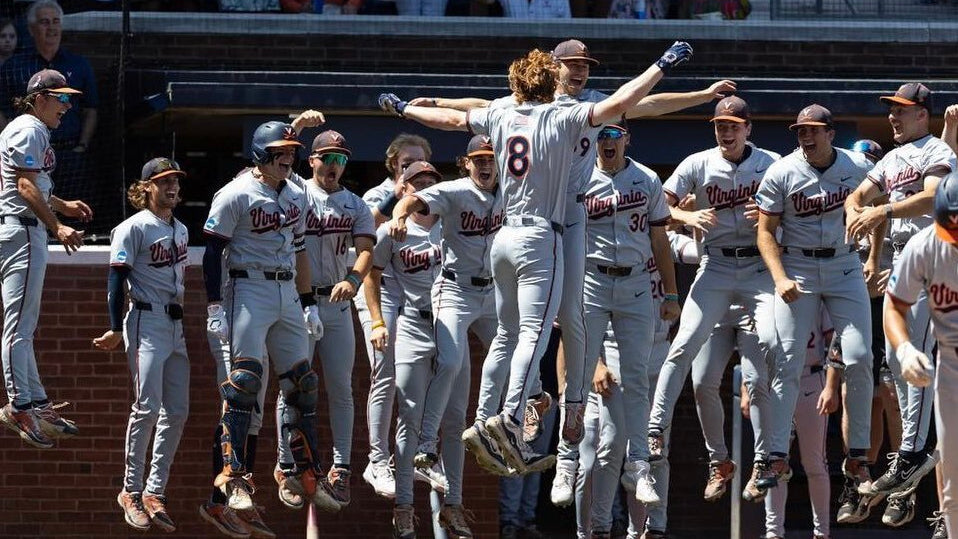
303, 182, 376, 287
467, 101, 595, 225
110, 210, 189, 304
110, 210, 190, 496
889, 226, 958, 346
556, 89, 609, 196
0, 114, 55, 219
584, 157, 671, 267
372, 219, 442, 312
866, 135, 955, 245
756, 148, 872, 249
203, 169, 307, 270
664, 144, 780, 247
412, 177, 503, 278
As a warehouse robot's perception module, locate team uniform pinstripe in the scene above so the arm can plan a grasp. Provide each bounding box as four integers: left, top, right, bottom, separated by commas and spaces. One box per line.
110, 210, 190, 496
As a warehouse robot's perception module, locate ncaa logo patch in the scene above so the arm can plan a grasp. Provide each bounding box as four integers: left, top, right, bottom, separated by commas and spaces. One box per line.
204, 216, 217, 230
24, 155, 34, 167
115, 250, 127, 263
889, 274, 898, 286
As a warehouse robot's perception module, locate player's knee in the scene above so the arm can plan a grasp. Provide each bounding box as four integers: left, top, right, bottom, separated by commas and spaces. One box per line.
220, 358, 264, 411
282, 359, 319, 413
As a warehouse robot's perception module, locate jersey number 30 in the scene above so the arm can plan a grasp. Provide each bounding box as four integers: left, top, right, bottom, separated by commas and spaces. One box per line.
507, 136, 531, 180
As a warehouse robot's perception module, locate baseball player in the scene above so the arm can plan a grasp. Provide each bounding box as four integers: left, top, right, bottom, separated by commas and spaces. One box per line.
378, 41, 693, 475
365, 161, 466, 539
884, 170, 958, 538
755, 104, 874, 494
385, 135, 501, 478
93, 158, 189, 533
273, 129, 376, 510
750, 306, 839, 539
0, 69, 90, 449
200, 120, 340, 536
844, 83, 955, 499
357, 134, 431, 499
647, 96, 781, 500
552, 120, 679, 510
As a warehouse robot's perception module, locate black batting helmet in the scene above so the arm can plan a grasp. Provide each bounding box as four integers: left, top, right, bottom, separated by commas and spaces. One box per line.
251, 121, 302, 164
934, 170, 958, 244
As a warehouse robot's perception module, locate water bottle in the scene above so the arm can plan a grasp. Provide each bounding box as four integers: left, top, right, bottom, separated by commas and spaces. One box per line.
634, 0, 647, 18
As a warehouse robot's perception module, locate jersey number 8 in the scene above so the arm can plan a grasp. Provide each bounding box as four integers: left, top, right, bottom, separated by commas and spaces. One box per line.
507, 136, 531, 180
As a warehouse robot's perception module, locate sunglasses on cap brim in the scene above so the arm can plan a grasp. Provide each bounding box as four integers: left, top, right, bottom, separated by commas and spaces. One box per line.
597, 128, 626, 140
316, 153, 348, 166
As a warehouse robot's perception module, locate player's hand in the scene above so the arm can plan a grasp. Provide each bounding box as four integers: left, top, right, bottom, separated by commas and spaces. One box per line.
304, 305, 323, 338
739, 382, 751, 419
387, 217, 408, 242
370, 325, 389, 351
873, 268, 891, 296
58, 199, 93, 221
330, 280, 357, 302
655, 41, 693, 74
92, 330, 123, 350
816, 385, 839, 415
706, 79, 736, 99
945, 104, 958, 127
392, 176, 406, 198
592, 362, 616, 398
677, 194, 696, 211
685, 208, 717, 234
291, 109, 326, 133
378, 93, 408, 118
408, 97, 438, 108
207, 304, 229, 343
775, 278, 803, 303
56, 223, 84, 254
743, 198, 759, 227
896, 341, 935, 387
660, 299, 681, 321
846, 205, 884, 242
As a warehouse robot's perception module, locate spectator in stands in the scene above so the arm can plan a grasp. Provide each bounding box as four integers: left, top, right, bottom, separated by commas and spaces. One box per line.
217, 0, 279, 11
0, 0, 98, 205
499, 0, 570, 17
394, 0, 447, 15
0, 19, 16, 67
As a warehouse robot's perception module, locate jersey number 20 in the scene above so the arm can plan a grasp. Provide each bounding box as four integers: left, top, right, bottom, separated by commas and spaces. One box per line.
507, 136, 531, 180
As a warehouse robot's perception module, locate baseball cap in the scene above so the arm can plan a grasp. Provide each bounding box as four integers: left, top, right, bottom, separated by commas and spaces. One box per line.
934, 171, 958, 244
311, 130, 350, 157
466, 135, 494, 157
552, 39, 599, 66
141, 157, 186, 182
789, 104, 833, 131
851, 139, 884, 162
26, 69, 81, 95
711, 96, 750, 123
402, 161, 442, 183
880, 82, 932, 110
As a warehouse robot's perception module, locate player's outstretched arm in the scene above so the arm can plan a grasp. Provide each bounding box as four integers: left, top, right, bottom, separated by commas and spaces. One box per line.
626, 79, 736, 119
409, 97, 491, 111
592, 41, 692, 126
378, 93, 469, 131
290, 109, 326, 134
943, 104, 958, 154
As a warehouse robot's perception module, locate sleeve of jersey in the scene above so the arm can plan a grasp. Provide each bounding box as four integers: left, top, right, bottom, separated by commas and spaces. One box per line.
353, 197, 377, 242
865, 159, 886, 193
755, 172, 783, 216
662, 158, 692, 202
6, 128, 43, 172
372, 226, 392, 270
647, 175, 671, 227
412, 183, 446, 217
293, 198, 307, 253
466, 108, 491, 137
923, 145, 956, 177
109, 222, 138, 268
886, 240, 924, 307
203, 190, 238, 240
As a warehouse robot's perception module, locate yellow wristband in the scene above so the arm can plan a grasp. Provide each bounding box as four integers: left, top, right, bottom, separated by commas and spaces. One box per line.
371, 320, 385, 330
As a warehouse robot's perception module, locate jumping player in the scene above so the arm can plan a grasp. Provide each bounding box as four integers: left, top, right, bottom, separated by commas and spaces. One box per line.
0, 69, 90, 449
93, 158, 189, 533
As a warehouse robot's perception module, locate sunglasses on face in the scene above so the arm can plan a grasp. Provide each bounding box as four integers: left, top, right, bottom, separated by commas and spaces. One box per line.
318, 153, 348, 166
45, 93, 71, 104
597, 129, 625, 140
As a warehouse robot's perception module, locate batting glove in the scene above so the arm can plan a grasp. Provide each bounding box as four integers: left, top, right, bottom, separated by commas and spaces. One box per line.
378, 93, 408, 118
896, 341, 934, 387
207, 304, 229, 343
656, 41, 693, 74
304, 304, 323, 339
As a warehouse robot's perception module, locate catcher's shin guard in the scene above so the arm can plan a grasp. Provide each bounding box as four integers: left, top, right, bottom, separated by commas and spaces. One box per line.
217, 359, 263, 478
280, 360, 323, 474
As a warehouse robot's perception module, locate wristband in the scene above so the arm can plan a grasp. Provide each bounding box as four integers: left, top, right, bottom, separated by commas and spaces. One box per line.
664, 293, 679, 302
345, 273, 362, 288
371, 319, 385, 330
378, 194, 399, 216
299, 292, 317, 307
885, 203, 893, 220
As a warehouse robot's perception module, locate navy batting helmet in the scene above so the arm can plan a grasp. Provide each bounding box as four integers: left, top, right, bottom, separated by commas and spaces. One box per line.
251, 121, 302, 164
934, 170, 958, 244
851, 139, 884, 163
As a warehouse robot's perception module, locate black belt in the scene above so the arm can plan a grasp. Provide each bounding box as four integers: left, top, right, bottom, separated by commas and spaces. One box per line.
575, 194, 585, 203
441, 269, 493, 287
595, 264, 633, 277
229, 269, 294, 281
810, 365, 824, 374
313, 285, 334, 296
784, 246, 855, 258
514, 217, 564, 235
706, 246, 761, 258
399, 306, 433, 321
133, 301, 184, 320
0, 215, 38, 227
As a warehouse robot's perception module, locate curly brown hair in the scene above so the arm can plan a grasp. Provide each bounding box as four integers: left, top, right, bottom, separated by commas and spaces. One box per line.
385, 133, 432, 176
127, 179, 152, 210
509, 49, 559, 105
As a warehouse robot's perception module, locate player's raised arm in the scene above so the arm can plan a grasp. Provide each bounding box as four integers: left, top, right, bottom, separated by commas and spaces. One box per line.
626, 79, 736, 119
591, 41, 692, 127
409, 96, 492, 111
378, 93, 469, 131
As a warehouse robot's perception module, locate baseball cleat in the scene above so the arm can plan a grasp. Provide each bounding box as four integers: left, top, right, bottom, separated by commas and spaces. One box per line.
461, 422, 514, 476
703, 460, 736, 502
236, 505, 276, 539
117, 490, 151, 531
559, 401, 585, 444
753, 458, 791, 491
647, 430, 665, 462
34, 402, 79, 438
522, 392, 553, 443
863, 450, 938, 497
882, 492, 916, 527
486, 414, 555, 474
414, 461, 448, 494
928, 510, 948, 539
1, 404, 53, 448
363, 458, 396, 499
326, 466, 351, 508
142, 493, 176, 532
199, 502, 251, 538
550, 458, 576, 507
274, 465, 305, 509
393, 504, 417, 539
438, 504, 475, 539
624, 460, 660, 506
215, 475, 254, 511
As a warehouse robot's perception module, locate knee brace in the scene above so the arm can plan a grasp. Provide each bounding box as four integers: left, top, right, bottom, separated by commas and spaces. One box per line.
280, 360, 323, 473
219, 358, 263, 475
